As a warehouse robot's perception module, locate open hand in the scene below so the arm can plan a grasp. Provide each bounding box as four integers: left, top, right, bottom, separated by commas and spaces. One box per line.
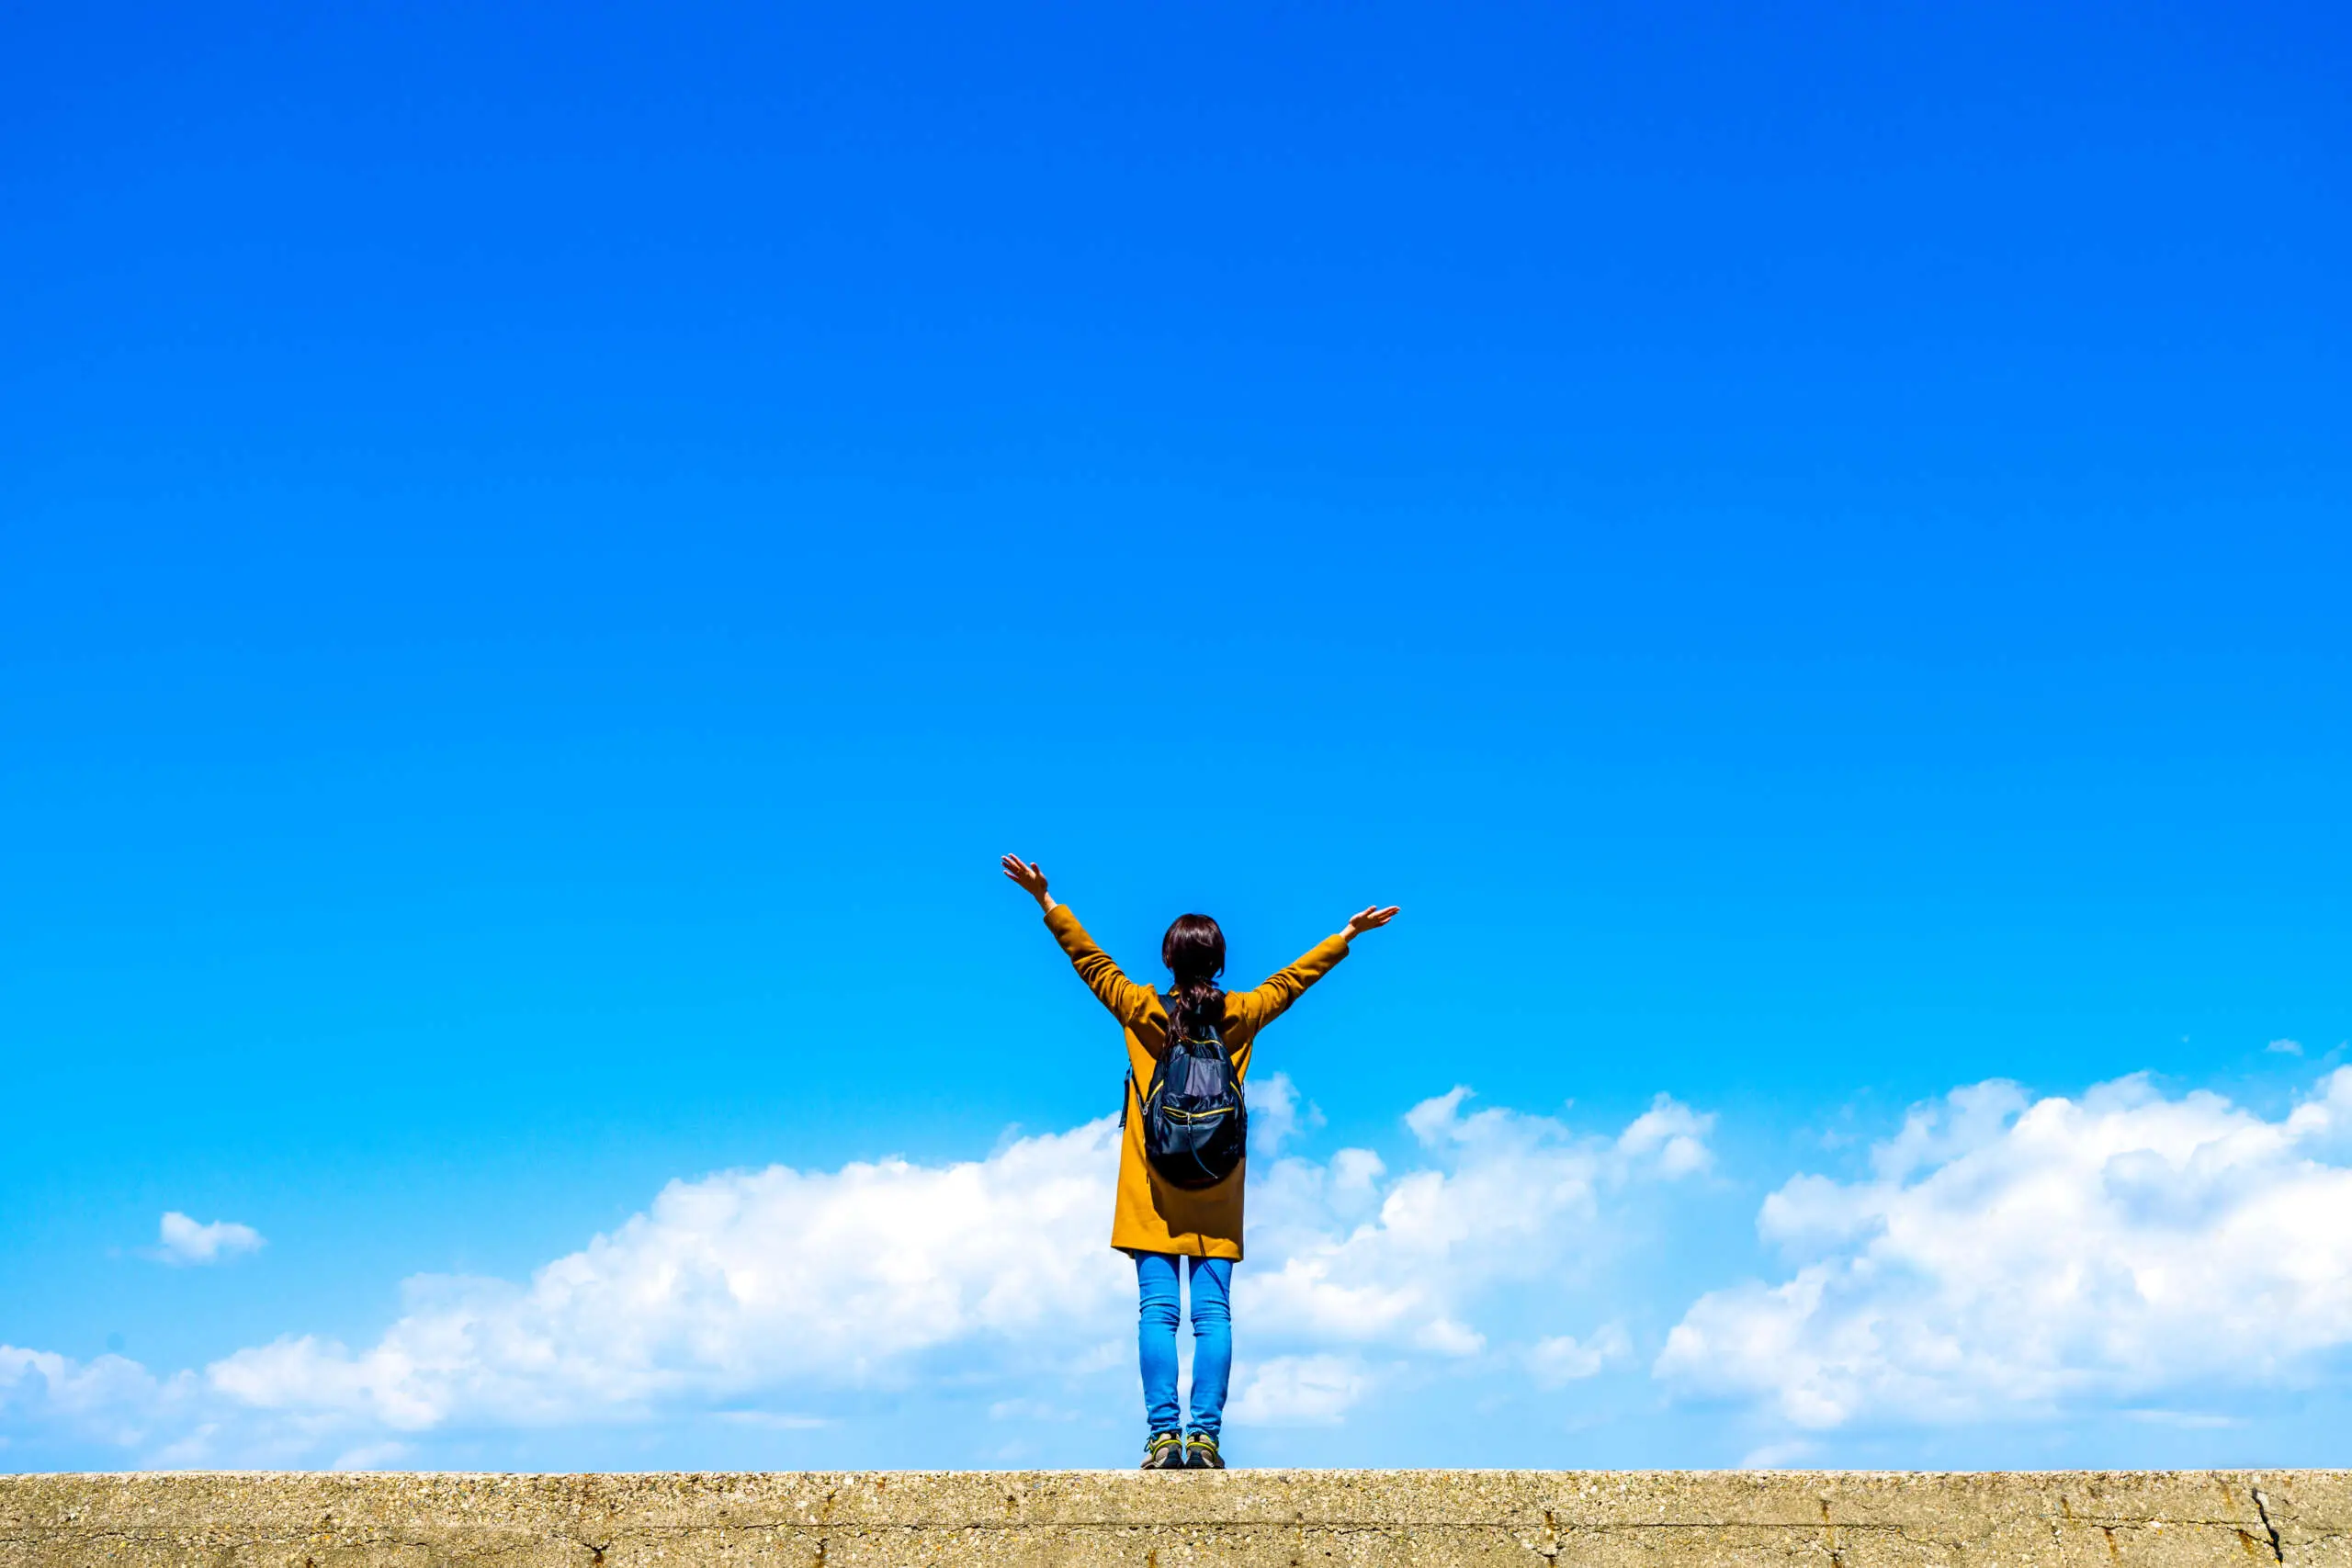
1000, 853, 1055, 910
1343, 904, 1400, 940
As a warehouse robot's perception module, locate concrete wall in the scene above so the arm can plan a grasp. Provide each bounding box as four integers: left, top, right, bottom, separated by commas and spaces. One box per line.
4, 1471, 2345, 1568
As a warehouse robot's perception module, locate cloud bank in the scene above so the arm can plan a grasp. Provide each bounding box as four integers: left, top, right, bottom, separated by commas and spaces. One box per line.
1657, 1067, 2352, 1428
14, 1067, 2352, 1465
2, 1076, 1704, 1463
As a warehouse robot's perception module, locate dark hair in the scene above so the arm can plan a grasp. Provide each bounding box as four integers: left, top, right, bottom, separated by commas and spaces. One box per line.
1160, 913, 1227, 1043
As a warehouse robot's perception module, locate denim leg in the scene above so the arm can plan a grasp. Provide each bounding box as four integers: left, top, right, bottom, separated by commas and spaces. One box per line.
1185, 1257, 1235, 1438
1134, 1252, 1183, 1437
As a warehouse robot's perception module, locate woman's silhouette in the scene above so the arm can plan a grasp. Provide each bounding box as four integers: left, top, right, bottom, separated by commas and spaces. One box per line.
1002, 853, 1397, 1469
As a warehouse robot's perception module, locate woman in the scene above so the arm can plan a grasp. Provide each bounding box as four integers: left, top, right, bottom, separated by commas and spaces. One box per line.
1001, 853, 1398, 1470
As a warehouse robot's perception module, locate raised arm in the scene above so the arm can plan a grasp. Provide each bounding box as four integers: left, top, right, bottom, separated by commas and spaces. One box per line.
1234, 904, 1399, 1032
1001, 853, 1159, 1029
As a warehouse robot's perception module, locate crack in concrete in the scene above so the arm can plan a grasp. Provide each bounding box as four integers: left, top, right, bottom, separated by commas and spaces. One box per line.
2250, 1489, 2285, 1565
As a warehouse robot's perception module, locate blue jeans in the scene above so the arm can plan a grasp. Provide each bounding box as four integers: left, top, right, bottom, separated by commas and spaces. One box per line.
1134, 1252, 1234, 1438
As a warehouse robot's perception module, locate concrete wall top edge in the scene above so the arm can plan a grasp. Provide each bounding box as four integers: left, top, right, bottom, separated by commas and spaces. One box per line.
6, 1469, 2346, 1532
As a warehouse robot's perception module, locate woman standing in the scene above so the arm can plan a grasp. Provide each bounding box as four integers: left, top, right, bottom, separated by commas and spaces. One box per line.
1001, 853, 1398, 1470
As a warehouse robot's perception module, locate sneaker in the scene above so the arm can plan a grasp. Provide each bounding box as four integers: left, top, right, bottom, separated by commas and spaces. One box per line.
1184, 1433, 1225, 1470
1140, 1431, 1186, 1470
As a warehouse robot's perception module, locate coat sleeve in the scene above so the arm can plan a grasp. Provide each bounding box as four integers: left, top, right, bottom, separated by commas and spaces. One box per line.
1045, 905, 1163, 1033
1231, 933, 1351, 1033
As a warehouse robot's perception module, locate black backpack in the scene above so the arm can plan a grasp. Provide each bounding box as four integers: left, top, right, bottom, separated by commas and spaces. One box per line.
1127, 992, 1248, 1190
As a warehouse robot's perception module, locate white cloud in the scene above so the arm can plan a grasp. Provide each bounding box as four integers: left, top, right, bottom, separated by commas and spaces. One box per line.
1243, 1088, 1713, 1359
0, 1347, 198, 1450
711, 1410, 831, 1429
1227, 1354, 1372, 1426
156, 1213, 265, 1266
2269, 1039, 2304, 1056
1527, 1323, 1631, 1387
1248, 1072, 1325, 1157
1616, 1094, 1715, 1177
204, 1118, 1133, 1432
6, 1084, 1710, 1463
1329, 1147, 1385, 1201
1657, 1068, 2352, 1429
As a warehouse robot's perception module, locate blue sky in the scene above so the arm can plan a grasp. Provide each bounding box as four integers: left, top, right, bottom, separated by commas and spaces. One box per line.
4, 0, 2349, 1472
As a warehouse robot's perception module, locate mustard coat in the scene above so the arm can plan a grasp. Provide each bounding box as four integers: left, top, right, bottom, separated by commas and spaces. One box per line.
1044, 904, 1350, 1260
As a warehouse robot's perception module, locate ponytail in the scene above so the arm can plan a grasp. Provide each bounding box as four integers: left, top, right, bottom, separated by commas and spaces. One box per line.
1160, 913, 1227, 1043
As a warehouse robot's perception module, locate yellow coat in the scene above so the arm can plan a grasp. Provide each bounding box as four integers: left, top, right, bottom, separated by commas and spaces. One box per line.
1045, 904, 1351, 1260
